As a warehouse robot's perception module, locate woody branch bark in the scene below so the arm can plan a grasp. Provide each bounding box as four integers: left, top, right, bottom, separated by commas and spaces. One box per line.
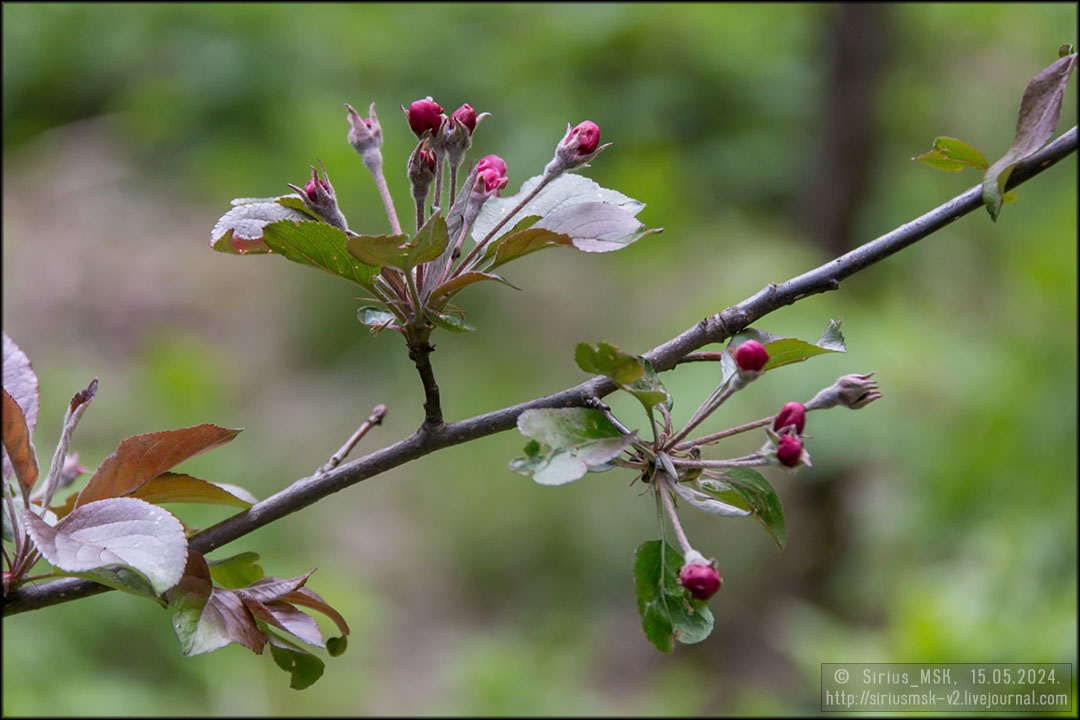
4, 126, 1075, 617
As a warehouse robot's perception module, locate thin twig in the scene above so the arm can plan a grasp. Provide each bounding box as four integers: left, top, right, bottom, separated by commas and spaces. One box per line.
316, 404, 388, 476
673, 415, 773, 451
5, 126, 1074, 616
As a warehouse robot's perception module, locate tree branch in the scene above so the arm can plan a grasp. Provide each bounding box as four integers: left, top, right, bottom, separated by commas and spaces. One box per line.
4, 126, 1074, 617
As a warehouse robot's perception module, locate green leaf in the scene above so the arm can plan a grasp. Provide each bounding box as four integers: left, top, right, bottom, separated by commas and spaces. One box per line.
26, 497, 188, 595
272, 194, 320, 219
485, 226, 574, 269
259, 220, 380, 290
633, 540, 714, 653
718, 468, 786, 550
424, 308, 476, 333
720, 320, 847, 386
983, 52, 1078, 220
208, 551, 265, 589
267, 632, 325, 690
326, 636, 348, 657
343, 232, 412, 270
512, 408, 636, 485
127, 472, 255, 508
211, 202, 310, 255
912, 136, 990, 172
408, 213, 450, 266
471, 174, 647, 246
356, 306, 398, 331
575, 342, 672, 412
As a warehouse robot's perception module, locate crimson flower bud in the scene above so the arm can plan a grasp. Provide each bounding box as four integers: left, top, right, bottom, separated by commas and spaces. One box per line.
776, 434, 804, 468
568, 120, 600, 156
286, 162, 348, 232
735, 340, 769, 373
403, 97, 445, 139
408, 139, 438, 204
679, 562, 722, 601
451, 103, 478, 134
543, 120, 610, 179
773, 401, 806, 435
304, 178, 329, 203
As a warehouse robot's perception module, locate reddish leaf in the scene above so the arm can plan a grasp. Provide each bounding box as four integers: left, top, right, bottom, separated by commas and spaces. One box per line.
2, 332, 39, 481
235, 571, 316, 604
25, 497, 188, 594
72, 424, 242, 512
243, 598, 325, 647
428, 271, 520, 305
2, 387, 39, 494
283, 586, 351, 637
127, 472, 256, 508
168, 550, 267, 656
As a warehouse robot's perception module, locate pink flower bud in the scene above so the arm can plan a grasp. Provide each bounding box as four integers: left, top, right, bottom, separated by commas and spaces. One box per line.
773, 401, 806, 435
420, 148, 436, 173
679, 562, 722, 601
476, 154, 506, 178
304, 178, 329, 203
735, 340, 769, 373
404, 97, 445, 138
776, 434, 803, 468
568, 120, 600, 156
451, 103, 478, 134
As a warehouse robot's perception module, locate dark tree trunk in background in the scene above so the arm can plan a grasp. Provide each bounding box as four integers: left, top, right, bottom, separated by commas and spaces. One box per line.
798, 4, 892, 256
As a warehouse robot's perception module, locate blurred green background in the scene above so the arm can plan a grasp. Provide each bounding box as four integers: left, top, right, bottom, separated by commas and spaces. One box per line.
3, 3, 1076, 715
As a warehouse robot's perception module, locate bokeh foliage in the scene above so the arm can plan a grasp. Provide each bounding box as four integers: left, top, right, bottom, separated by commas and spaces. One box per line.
3, 3, 1076, 715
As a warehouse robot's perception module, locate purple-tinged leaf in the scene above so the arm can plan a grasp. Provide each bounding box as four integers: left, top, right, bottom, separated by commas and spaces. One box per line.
471, 173, 646, 245
67, 424, 241, 514
282, 586, 351, 637
244, 598, 325, 648
983, 52, 1078, 220
534, 202, 662, 253
428, 272, 520, 305
266, 632, 325, 690
168, 551, 267, 656
211, 202, 309, 254
128, 472, 256, 508
26, 497, 188, 595
235, 570, 316, 604
2, 387, 39, 495
2, 332, 39, 481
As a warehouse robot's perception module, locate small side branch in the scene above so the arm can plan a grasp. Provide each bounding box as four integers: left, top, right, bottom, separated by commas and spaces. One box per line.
316, 404, 388, 476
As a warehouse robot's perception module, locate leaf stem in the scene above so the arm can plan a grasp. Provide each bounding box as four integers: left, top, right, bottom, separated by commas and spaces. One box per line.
673, 415, 773, 451
451, 175, 552, 279
658, 475, 693, 556
665, 381, 738, 450
671, 454, 769, 469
